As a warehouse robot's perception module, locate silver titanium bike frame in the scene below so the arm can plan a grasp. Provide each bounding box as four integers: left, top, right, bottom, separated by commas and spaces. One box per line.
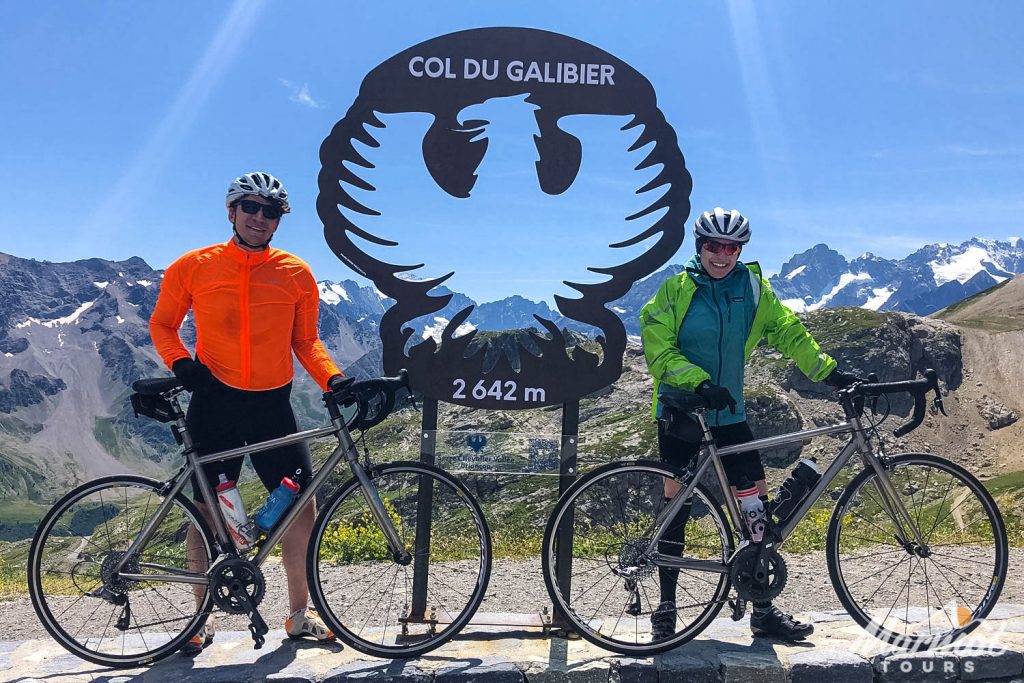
112, 392, 407, 585
642, 409, 930, 576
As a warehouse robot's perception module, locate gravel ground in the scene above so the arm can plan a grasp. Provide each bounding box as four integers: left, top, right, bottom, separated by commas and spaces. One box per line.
4, 548, 1022, 643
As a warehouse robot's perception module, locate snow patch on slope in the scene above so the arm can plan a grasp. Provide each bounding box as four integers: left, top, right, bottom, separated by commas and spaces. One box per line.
15, 300, 95, 328
930, 246, 1005, 285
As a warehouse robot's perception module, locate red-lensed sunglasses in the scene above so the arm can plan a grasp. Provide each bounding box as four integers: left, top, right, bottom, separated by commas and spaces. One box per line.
702, 240, 742, 256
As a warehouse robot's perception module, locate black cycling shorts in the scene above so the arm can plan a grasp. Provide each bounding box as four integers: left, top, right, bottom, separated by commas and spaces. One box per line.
657, 419, 765, 486
185, 379, 313, 502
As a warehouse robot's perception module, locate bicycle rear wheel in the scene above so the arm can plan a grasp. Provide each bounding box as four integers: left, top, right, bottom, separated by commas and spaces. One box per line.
307, 462, 491, 658
27, 475, 216, 667
827, 453, 1008, 649
542, 460, 733, 655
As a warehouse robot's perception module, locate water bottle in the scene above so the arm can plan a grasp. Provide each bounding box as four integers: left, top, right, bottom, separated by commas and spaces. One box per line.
216, 474, 254, 550
255, 477, 300, 532
769, 459, 820, 524
736, 481, 765, 543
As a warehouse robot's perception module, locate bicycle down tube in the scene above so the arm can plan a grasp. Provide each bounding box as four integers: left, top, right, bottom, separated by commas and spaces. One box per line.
644, 417, 863, 573
115, 415, 407, 582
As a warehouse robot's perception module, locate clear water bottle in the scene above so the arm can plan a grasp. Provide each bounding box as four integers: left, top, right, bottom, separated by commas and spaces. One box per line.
769, 459, 820, 524
216, 474, 254, 550
736, 481, 765, 543
255, 477, 300, 533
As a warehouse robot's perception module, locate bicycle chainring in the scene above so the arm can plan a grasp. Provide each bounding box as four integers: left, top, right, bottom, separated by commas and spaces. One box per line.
210, 558, 265, 614
729, 545, 787, 602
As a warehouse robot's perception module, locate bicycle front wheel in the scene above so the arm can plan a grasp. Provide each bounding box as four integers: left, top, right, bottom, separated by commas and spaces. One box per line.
27, 475, 216, 668
827, 453, 1008, 649
308, 462, 491, 658
542, 460, 733, 655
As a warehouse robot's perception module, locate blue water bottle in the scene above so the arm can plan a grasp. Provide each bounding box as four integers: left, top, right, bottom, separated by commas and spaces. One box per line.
255, 476, 300, 532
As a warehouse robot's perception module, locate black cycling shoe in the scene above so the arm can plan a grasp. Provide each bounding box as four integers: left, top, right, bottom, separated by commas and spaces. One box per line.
750, 607, 814, 641
650, 600, 677, 640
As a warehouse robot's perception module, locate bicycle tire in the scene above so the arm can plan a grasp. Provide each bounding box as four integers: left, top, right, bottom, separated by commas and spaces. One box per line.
542, 460, 733, 655
307, 461, 491, 658
27, 475, 216, 668
826, 453, 1008, 649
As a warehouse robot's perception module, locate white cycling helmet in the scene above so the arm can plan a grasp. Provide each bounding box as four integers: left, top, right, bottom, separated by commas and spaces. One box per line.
226, 171, 291, 214
693, 207, 751, 243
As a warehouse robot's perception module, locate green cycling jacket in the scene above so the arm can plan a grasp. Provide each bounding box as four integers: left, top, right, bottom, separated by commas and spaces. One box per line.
640, 257, 836, 423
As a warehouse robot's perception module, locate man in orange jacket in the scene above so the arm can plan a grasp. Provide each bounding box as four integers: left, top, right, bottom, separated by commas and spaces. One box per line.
150, 171, 346, 654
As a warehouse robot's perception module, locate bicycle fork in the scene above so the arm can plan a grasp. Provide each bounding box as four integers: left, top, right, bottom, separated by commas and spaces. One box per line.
866, 456, 931, 553
351, 460, 411, 565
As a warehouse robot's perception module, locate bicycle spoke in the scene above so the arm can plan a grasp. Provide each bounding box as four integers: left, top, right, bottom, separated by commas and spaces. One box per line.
923, 476, 958, 541
928, 551, 996, 567
312, 466, 488, 656
927, 559, 978, 613
830, 457, 1006, 650
859, 554, 911, 603
840, 547, 907, 563
927, 556, 989, 593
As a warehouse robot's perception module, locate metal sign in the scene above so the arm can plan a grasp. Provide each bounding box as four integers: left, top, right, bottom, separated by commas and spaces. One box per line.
319, 27, 691, 409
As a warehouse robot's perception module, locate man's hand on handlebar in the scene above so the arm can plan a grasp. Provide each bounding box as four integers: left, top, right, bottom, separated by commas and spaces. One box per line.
328, 374, 356, 402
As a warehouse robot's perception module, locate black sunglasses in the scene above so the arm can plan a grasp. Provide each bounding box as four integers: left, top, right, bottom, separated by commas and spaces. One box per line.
235, 199, 283, 220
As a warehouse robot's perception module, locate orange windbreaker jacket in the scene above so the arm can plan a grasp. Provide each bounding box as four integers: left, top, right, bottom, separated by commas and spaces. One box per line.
149, 241, 341, 391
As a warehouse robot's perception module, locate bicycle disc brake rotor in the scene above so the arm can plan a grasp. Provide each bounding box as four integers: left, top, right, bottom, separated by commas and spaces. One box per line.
730, 545, 787, 602
210, 558, 265, 614
99, 552, 141, 594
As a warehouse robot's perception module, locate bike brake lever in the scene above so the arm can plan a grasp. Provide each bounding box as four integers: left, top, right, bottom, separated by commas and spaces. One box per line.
932, 394, 947, 416
407, 387, 419, 412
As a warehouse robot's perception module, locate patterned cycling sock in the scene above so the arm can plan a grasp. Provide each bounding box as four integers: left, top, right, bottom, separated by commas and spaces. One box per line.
753, 600, 773, 616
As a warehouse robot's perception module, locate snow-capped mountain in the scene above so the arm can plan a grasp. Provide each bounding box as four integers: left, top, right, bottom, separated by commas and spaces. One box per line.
1, 235, 1019, 506
0, 253, 389, 501
769, 238, 1024, 315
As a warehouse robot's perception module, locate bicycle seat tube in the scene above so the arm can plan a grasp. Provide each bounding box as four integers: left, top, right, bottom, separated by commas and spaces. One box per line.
113, 391, 234, 580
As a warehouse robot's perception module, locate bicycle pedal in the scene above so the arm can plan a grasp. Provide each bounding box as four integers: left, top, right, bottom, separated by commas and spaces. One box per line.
249, 623, 265, 649
729, 597, 748, 621
246, 607, 269, 649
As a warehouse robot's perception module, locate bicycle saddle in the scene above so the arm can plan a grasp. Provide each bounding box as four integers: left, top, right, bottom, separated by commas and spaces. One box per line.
132, 377, 182, 395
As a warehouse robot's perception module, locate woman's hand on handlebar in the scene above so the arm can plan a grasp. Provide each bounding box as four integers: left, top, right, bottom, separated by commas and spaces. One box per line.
824, 367, 864, 390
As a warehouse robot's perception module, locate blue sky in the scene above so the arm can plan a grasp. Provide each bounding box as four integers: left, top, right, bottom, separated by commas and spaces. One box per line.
2, 1, 1022, 304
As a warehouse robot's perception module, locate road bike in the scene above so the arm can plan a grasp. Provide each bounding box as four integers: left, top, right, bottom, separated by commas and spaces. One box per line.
542, 369, 1008, 655
28, 371, 491, 667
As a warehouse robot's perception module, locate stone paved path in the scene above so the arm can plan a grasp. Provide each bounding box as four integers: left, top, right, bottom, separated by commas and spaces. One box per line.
4, 605, 1024, 682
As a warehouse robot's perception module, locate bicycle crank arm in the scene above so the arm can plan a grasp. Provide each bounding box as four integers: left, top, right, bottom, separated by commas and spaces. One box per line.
225, 580, 268, 648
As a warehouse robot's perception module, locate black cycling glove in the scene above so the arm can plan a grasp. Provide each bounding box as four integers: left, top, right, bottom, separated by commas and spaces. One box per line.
328, 374, 355, 401
172, 358, 214, 392
825, 368, 862, 390
695, 380, 737, 413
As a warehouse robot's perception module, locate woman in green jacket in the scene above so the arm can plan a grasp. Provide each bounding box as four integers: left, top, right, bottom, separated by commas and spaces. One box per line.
640, 207, 858, 642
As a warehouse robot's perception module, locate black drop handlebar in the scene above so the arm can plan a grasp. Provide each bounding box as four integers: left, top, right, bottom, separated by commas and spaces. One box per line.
658, 368, 946, 439
848, 368, 945, 437
323, 369, 413, 432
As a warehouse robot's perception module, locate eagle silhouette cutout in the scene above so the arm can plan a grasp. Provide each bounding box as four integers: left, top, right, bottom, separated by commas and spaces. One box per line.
319, 28, 692, 409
